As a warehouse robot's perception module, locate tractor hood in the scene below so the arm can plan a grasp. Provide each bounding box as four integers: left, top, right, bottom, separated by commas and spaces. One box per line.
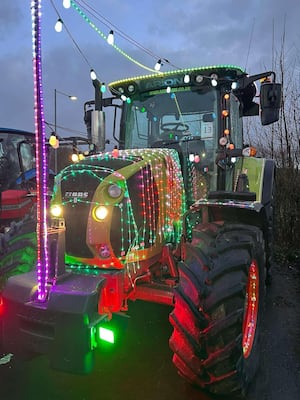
50, 148, 186, 269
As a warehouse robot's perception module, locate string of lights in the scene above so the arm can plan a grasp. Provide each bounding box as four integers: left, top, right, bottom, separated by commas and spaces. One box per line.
68, 0, 162, 73
50, 0, 94, 71
31, 0, 49, 301
74, 0, 181, 70
50, 0, 179, 74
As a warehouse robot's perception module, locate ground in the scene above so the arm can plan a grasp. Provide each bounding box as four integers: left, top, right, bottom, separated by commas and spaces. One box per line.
0, 260, 299, 400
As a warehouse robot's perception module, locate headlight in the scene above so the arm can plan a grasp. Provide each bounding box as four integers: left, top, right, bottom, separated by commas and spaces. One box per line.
107, 184, 122, 198
50, 204, 63, 217
93, 205, 109, 221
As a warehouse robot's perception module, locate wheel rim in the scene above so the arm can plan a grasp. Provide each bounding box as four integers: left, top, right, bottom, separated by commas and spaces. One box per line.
242, 260, 259, 359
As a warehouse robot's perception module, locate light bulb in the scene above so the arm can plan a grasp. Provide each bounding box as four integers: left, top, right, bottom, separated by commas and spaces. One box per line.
184, 74, 190, 83
154, 59, 162, 71
101, 83, 106, 93
63, 0, 71, 8
107, 30, 114, 45
49, 134, 57, 148
55, 19, 63, 33
90, 69, 97, 80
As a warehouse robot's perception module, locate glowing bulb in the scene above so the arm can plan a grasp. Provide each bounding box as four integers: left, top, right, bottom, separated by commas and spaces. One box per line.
98, 326, 114, 343
154, 59, 162, 71
101, 83, 106, 93
55, 19, 63, 33
49, 133, 57, 147
93, 205, 109, 221
90, 69, 97, 80
71, 153, 79, 162
63, 0, 71, 8
107, 30, 114, 45
50, 204, 63, 217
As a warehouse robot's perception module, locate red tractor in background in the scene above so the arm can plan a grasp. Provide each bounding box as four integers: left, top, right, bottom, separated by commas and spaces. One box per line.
0, 65, 282, 397
0, 128, 38, 232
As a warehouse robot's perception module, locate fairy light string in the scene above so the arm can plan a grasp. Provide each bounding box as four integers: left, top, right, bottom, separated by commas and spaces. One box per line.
69, 0, 161, 73
31, 0, 49, 301
54, 149, 185, 276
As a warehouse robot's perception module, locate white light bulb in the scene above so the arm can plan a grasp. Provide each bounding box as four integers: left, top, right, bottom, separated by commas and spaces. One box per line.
63, 0, 71, 8
90, 69, 97, 80
107, 30, 114, 45
154, 60, 162, 71
55, 19, 63, 33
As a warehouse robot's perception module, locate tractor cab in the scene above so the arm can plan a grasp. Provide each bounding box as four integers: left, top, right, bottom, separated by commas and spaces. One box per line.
0, 128, 37, 230
0, 128, 36, 191
96, 66, 281, 203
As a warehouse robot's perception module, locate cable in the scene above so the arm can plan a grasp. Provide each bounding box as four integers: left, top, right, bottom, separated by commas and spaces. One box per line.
50, 0, 93, 70
45, 121, 88, 137
77, 0, 180, 69
69, 0, 162, 73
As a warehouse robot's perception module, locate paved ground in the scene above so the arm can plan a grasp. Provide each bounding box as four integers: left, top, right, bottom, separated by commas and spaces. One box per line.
0, 262, 299, 400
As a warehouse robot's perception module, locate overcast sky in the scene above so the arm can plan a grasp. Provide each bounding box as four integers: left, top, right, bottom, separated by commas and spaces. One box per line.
0, 0, 299, 141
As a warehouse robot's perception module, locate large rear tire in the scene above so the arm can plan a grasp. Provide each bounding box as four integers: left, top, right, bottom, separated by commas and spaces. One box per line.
169, 221, 266, 397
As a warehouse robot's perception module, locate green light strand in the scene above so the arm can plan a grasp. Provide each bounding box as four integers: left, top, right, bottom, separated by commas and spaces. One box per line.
71, 1, 161, 74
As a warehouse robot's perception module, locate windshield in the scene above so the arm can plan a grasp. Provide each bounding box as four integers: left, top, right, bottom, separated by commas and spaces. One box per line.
122, 88, 218, 150
0, 132, 35, 188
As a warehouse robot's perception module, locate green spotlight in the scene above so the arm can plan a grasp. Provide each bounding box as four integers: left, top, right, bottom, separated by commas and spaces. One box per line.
98, 326, 115, 344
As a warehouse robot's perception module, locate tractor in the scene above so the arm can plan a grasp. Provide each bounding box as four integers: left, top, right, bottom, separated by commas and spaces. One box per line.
0, 65, 281, 397
0, 128, 38, 232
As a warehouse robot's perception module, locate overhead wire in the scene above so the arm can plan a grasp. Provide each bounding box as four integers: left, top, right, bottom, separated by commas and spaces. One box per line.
69, 0, 162, 73
49, 0, 94, 70
77, 0, 181, 69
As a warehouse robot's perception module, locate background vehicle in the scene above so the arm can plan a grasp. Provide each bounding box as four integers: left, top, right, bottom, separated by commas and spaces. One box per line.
0, 128, 37, 232
0, 65, 282, 397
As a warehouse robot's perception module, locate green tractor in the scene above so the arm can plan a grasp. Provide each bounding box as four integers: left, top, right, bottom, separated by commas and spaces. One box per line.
0, 65, 281, 397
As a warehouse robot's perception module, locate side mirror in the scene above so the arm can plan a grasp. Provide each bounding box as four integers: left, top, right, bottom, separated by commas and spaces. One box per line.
260, 82, 282, 125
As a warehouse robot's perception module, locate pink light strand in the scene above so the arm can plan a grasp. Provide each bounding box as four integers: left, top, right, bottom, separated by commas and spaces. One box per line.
31, 0, 49, 301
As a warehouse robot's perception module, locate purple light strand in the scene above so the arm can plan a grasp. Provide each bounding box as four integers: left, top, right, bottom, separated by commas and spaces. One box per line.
31, 0, 49, 301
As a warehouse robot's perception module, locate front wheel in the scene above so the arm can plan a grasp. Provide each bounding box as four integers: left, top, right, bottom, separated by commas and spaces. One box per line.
169, 222, 266, 396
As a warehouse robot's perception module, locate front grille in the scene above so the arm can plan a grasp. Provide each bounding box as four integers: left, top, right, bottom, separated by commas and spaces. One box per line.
61, 170, 99, 259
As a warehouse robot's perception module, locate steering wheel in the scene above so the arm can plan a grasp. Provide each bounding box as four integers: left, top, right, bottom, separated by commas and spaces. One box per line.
161, 122, 189, 133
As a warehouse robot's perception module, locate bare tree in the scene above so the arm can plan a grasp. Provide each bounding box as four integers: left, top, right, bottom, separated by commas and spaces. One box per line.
246, 28, 300, 260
